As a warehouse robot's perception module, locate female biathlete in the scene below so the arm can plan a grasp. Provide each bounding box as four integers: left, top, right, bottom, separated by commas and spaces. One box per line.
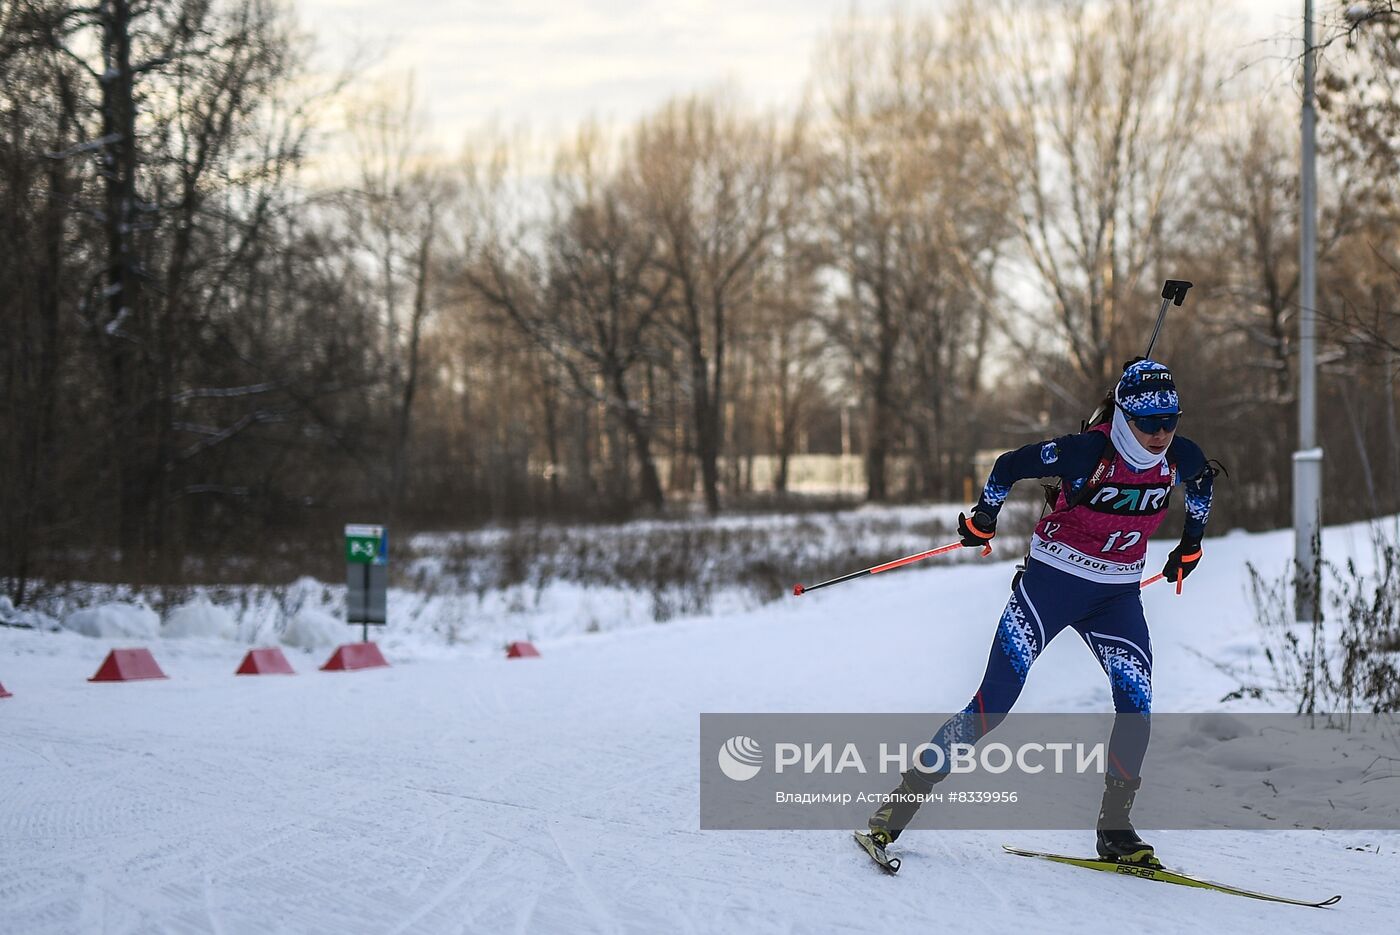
866, 358, 1217, 866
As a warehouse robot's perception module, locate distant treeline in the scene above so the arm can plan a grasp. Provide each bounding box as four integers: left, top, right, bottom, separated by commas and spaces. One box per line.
3, 0, 1400, 595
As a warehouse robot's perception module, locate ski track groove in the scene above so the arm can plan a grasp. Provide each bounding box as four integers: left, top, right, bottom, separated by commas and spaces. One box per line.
3, 721, 462, 934
942, 841, 1012, 911
511, 893, 541, 935
200, 872, 225, 935
402, 819, 453, 898
544, 823, 623, 935
383, 842, 495, 935
0, 735, 62, 767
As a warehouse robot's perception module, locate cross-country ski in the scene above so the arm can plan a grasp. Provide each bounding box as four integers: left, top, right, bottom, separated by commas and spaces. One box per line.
1001, 845, 1342, 909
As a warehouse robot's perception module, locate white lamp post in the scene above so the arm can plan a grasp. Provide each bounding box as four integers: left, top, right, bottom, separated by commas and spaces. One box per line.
1294, 0, 1322, 626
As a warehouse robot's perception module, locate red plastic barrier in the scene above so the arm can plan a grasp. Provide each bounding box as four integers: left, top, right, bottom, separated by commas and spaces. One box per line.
506, 641, 540, 658
320, 641, 389, 671
88, 648, 168, 682
0, 681, 11, 698
236, 647, 296, 676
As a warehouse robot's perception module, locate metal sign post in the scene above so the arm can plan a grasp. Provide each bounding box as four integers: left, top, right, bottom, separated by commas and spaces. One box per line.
344, 524, 388, 642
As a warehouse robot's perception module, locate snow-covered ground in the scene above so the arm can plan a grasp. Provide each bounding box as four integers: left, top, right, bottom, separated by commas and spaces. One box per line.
3, 517, 1399, 933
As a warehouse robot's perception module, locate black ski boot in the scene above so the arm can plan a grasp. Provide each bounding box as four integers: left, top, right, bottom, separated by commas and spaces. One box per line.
1095, 775, 1157, 866
867, 769, 947, 846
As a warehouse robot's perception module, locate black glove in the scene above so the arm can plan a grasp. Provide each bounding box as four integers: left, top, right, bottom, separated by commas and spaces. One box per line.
1162, 535, 1203, 591
957, 510, 996, 549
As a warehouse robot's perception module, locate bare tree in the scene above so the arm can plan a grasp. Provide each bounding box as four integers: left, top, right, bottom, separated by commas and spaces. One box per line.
1169, 21, 1384, 528
0, 0, 85, 600
633, 93, 797, 514
1, 0, 368, 591
747, 222, 829, 495
0, 0, 318, 578
969, 0, 1213, 392
345, 75, 453, 519
816, 10, 1009, 501
460, 127, 672, 511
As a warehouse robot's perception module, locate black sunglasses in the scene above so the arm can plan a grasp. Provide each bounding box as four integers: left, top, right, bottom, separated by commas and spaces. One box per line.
1126, 411, 1180, 434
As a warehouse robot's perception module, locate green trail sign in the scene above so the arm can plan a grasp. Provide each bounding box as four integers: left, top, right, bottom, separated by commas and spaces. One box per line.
345, 524, 387, 565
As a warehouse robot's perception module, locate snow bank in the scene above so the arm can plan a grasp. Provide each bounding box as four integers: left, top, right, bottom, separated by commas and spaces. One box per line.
162, 596, 238, 640
0, 595, 58, 631
280, 607, 345, 649
60, 602, 160, 639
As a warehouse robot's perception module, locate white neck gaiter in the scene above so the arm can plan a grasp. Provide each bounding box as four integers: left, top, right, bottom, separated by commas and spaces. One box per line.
1110, 407, 1166, 472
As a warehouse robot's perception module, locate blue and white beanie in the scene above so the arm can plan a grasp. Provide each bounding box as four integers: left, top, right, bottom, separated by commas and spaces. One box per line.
1114, 359, 1179, 416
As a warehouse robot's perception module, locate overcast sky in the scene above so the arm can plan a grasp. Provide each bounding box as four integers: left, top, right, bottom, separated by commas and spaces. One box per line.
294, 1, 1308, 154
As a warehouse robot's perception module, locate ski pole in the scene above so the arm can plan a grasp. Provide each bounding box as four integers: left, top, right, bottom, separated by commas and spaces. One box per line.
1140, 572, 1187, 594
1137, 281, 1192, 594
793, 540, 990, 596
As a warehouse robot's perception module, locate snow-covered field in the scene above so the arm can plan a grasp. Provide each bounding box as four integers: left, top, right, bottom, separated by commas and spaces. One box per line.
3, 515, 1399, 933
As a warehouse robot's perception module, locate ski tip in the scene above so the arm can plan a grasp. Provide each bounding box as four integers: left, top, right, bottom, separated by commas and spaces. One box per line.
792, 583, 805, 596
